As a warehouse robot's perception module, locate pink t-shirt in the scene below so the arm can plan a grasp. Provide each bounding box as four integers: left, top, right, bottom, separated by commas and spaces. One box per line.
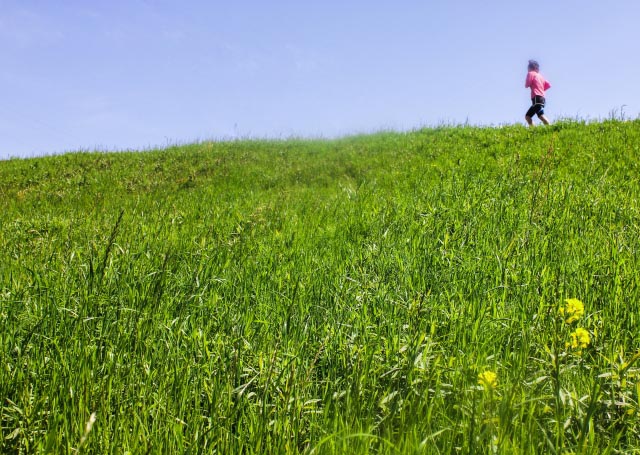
525, 71, 551, 98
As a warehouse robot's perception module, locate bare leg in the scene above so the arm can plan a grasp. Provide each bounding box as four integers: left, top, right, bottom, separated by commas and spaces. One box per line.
539, 114, 550, 125
525, 115, 534, 127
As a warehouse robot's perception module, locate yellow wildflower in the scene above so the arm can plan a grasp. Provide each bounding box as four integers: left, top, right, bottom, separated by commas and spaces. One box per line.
569, 328, 590, 350
559, 298, 584, 324
478, 371, 498, 390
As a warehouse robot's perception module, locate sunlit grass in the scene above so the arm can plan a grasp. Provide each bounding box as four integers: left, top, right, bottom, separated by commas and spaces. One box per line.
1, 120, 640, 453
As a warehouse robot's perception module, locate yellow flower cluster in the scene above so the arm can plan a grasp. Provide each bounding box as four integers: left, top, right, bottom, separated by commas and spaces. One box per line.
569, 328, 591, 350
559, 298, 584, 324
478, 371, 498, 390
559, 298, 591, 354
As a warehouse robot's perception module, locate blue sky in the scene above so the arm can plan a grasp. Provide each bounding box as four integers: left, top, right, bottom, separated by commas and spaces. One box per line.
1, 0, 639, 159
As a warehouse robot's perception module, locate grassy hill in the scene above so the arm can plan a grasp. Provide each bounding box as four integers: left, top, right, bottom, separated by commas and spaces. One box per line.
1, 120, 640, 453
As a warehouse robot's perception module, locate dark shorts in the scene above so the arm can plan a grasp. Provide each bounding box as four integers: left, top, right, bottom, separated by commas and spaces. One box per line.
526, 95, 546, 117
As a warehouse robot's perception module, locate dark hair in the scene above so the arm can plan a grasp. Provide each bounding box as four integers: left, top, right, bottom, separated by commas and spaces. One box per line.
528, 60, 539, 71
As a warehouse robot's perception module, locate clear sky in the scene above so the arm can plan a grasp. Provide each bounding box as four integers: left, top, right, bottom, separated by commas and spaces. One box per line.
2, 0, 639, 159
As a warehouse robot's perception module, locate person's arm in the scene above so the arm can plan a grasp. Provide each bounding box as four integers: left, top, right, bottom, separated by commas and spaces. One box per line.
525, 72, 533, 88
544, 80, 551, 90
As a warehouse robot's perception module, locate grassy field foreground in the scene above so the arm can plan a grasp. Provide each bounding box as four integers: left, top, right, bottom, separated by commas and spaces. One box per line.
1, 121, 640, 454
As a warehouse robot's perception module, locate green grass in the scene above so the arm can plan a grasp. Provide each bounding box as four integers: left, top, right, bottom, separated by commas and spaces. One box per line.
1, 120, 640, 454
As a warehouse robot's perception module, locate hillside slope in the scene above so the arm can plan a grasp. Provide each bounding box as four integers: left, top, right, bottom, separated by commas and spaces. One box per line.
2, 121, 640, 453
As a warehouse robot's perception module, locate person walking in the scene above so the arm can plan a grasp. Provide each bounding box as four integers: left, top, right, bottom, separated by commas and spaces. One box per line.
525, 60, 551, 126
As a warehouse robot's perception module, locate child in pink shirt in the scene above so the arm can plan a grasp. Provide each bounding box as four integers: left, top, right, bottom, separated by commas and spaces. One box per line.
525, 60, 551, 126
